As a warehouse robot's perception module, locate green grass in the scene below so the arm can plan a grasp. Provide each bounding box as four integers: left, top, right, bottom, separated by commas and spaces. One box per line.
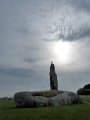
0, 99, 90, 120
81, 95, 90, 104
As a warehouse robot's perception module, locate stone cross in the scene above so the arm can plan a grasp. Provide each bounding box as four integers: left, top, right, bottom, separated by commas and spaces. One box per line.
49, 62, 58, 90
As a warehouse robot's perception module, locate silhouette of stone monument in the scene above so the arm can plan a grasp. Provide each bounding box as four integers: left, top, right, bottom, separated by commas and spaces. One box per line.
14, 62, 81, 108
49, 61, 58, 90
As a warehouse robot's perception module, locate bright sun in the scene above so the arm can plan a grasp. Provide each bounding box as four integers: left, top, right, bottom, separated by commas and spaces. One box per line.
54, 40, 72, 64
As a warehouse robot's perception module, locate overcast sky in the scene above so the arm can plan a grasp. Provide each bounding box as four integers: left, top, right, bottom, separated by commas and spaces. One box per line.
0, 0, 90, 97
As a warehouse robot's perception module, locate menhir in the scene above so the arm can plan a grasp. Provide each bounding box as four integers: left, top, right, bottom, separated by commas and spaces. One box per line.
49, 62, 58, 90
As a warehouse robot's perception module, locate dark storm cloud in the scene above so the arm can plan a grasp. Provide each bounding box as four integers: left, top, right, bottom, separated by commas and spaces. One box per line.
0, 67, 34, 77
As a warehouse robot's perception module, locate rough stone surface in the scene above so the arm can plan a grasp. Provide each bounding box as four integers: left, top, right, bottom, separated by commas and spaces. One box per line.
48, 92, 80, 106
14, 90, 80, 108
49, 62, 58, 90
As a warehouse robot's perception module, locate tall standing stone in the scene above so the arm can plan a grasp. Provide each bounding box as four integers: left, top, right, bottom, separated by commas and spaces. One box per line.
49, 62, 58, 90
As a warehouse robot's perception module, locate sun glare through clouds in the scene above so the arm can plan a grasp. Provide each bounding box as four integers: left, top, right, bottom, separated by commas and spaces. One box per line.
54, 40, 73, 64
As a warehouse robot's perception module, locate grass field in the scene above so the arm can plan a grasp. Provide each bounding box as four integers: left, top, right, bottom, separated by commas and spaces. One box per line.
0, 96, 90, 120
80, 95, 90, 104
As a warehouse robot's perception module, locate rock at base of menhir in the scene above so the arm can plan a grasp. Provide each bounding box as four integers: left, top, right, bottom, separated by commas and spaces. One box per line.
51, 92, 80, 106
14, 90, 81, 108
14, 92, 49, 108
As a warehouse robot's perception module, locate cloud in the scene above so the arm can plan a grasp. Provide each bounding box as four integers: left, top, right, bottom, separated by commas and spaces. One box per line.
24, 57, 39, 63
0, 67, 34, 77
17, 26, 30, 35
70, 0, 90, 13
64, 24, 90, 41
35, 0, 90, 42
44, 13, 90, 42
44, 23, 90, 42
